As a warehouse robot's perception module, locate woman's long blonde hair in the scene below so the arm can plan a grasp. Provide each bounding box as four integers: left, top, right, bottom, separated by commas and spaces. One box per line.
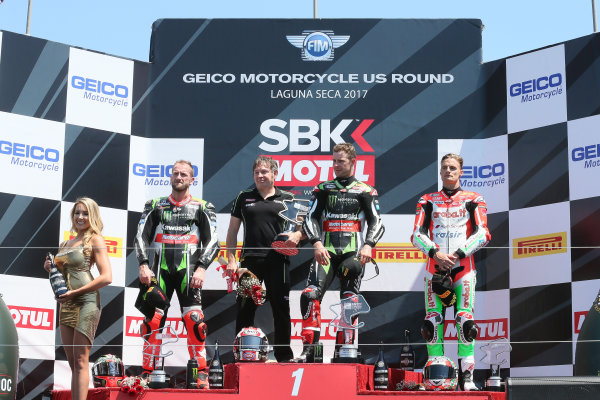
70, 197, 104, 258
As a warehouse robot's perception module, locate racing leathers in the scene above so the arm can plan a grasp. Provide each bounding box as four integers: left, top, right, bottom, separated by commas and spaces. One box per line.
135, 194, 219, 374
411, 188, 490, 369
299, 176, 385, 349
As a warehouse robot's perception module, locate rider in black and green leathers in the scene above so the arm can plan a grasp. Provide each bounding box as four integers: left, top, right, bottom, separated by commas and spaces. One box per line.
296, 143, 384, 361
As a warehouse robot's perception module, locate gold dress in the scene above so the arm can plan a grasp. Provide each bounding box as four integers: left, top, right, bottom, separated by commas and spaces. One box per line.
54, 246, 101, 344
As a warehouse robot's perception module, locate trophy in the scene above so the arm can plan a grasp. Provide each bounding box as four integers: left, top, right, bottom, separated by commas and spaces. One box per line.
480, 338, 512, 391
143, 325, 179, 389
329, 294, 371, 362
271, 198, 310, 256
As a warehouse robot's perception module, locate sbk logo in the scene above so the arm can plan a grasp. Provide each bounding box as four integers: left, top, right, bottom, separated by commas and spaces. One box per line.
9, 306, 53, 330
259, 119, 374, 153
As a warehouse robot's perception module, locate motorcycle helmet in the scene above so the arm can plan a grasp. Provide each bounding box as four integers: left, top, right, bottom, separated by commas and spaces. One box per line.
92, 354, 125, 388
423, 356, 458, 391
233, 327, 270, 362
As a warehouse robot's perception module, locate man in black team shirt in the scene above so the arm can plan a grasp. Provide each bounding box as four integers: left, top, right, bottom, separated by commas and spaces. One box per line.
225, 156, 303, 362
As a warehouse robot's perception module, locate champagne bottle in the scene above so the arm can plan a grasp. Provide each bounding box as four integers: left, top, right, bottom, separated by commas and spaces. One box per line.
574, 289, 600, 376
400, 329, 415, 371
0, 293, 18, 399
47, 253, 68, 298
208, 341, 224, 389
373, 341, 389, 391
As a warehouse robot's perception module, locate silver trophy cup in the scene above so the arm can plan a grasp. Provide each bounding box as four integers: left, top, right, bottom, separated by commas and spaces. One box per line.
329, 294, 371, 362
272, 198, 310, 256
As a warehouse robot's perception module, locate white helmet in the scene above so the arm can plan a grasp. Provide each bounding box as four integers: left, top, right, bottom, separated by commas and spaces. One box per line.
233, 327, 270, 362
423, 356, 458, 390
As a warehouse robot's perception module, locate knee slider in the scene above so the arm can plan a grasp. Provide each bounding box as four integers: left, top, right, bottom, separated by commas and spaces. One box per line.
456, 311, 477, 342
421, 312, 443, 343
183, 309, 207, 342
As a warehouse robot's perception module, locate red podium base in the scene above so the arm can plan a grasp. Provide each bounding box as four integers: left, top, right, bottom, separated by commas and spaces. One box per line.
52, 363, 506, 400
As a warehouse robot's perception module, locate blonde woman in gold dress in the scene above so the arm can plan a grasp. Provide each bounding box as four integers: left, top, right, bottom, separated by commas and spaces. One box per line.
43, 197, 112, 400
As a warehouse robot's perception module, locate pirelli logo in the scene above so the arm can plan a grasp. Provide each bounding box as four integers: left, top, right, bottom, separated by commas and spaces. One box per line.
512, 232, 567, 259
218, 242, 242, 260
63, 231, 123, 258
372, 243, 427, 263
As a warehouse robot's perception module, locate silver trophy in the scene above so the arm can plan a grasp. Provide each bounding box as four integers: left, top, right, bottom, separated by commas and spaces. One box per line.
480, 338, 512, 391
272, 198, 310, 256
143, 325, 179, 389
329, 294, 371, 362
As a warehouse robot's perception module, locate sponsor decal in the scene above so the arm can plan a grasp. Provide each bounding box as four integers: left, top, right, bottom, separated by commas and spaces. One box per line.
444, 318, 508, 341
508, 73, 563, 104
460, 163, 506, 189
0, 375, 13, 396
512, 232, 567, 259
70, 75, 130, 107
372, 243, 427, 263
571, 143, 600, 169
8, 306, 53, 330
323, 220, 361, 232
574, 311, 588, 334
218, 242, 242, 260
0, 140, 60, 172
432, 209, 467, 219
63, 232, 123, 258
291, 319, 337, 340
462, 280, 471, 309
131, 163, 199, 187
267, 154, 375, 187
286, 30, 350, 62
154, 234, 198, 244
126, 316, 188, 337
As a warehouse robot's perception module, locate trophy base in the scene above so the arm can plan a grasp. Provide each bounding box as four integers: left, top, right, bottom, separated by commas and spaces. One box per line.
485, 376, 504, 392
271, 238, 299, 256
332, 345, 364, 364
148, 370, 169, 389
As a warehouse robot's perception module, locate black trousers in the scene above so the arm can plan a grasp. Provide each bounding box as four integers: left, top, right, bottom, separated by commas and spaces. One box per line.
236, 252, 293, 361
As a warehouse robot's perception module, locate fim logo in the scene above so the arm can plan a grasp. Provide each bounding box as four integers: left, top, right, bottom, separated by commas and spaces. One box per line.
286, 30, 350, 61
512, 232, 567, 259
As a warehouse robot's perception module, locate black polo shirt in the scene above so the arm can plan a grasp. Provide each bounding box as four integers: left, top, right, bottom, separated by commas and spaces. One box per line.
231, 187, 295, 258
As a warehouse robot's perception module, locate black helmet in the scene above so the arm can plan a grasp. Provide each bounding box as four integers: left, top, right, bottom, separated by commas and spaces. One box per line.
337, 256, 363, 279
92, 354, 125, 388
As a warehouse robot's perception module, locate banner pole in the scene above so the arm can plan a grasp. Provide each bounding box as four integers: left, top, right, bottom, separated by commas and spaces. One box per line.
26, 0, 33, 35
593, 0, 598, 33
314, 0, 318, 19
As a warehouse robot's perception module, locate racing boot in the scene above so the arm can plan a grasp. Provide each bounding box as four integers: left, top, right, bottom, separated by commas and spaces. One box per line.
293, 343, 315, 363
458, 357, 478, 391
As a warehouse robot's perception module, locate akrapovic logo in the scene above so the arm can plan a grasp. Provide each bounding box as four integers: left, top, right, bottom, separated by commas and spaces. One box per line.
444, 318, 508, 340
371, 243, 427, 263
286, 30, 350, 62
513, 232, 568, 259
8, 306, 53, 330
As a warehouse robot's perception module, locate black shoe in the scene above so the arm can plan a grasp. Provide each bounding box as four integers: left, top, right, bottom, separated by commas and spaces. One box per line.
293, 345, 315, 363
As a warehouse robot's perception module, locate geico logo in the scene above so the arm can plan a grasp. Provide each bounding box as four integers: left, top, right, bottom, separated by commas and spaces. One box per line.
183, 73, 236, 83
126, 316, 188, 337
509, 73, 562, 97
0, 140, 60, 162
71, 76, 128, 98
291, 319, 336, 340
513, 232, 567, 258
268, 154, 375, 187
132, 163, 199, 177
444, 318, 508, 340
572, 144, 600, 161
372, 244, 427, 263
258, 118, 374, 152
9, 306, 53, 330
462, 163, 505, 179
574, 311, 588, 334
434, 232, 463, 239
432, 209, 467, 218
0, 376, 13, 394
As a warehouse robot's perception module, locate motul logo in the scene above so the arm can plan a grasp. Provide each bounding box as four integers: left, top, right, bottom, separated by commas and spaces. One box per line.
291, 319, 337, 340
259, 119, 374, 153
8, 306, 53, 330
126, 316, 188, 338
443, 318, 508, 340
267, 154, 375, 186
513, 232, 567, 259
574, 311, 588, 334
372, 243, 427, 263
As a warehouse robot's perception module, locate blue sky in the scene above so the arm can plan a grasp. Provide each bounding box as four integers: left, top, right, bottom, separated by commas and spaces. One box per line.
0, 1, 596, 62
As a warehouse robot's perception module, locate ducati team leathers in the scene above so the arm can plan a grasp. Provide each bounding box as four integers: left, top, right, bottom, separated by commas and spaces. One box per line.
134, 194, 220, 373
411, 188, 491, 359
299, 176, 384, 345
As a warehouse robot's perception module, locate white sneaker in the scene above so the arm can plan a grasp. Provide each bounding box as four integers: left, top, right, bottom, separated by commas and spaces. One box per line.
459, 357, 479, 391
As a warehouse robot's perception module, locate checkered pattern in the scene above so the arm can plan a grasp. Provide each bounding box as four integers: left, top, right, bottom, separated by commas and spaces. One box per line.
1, 21, 600, 398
